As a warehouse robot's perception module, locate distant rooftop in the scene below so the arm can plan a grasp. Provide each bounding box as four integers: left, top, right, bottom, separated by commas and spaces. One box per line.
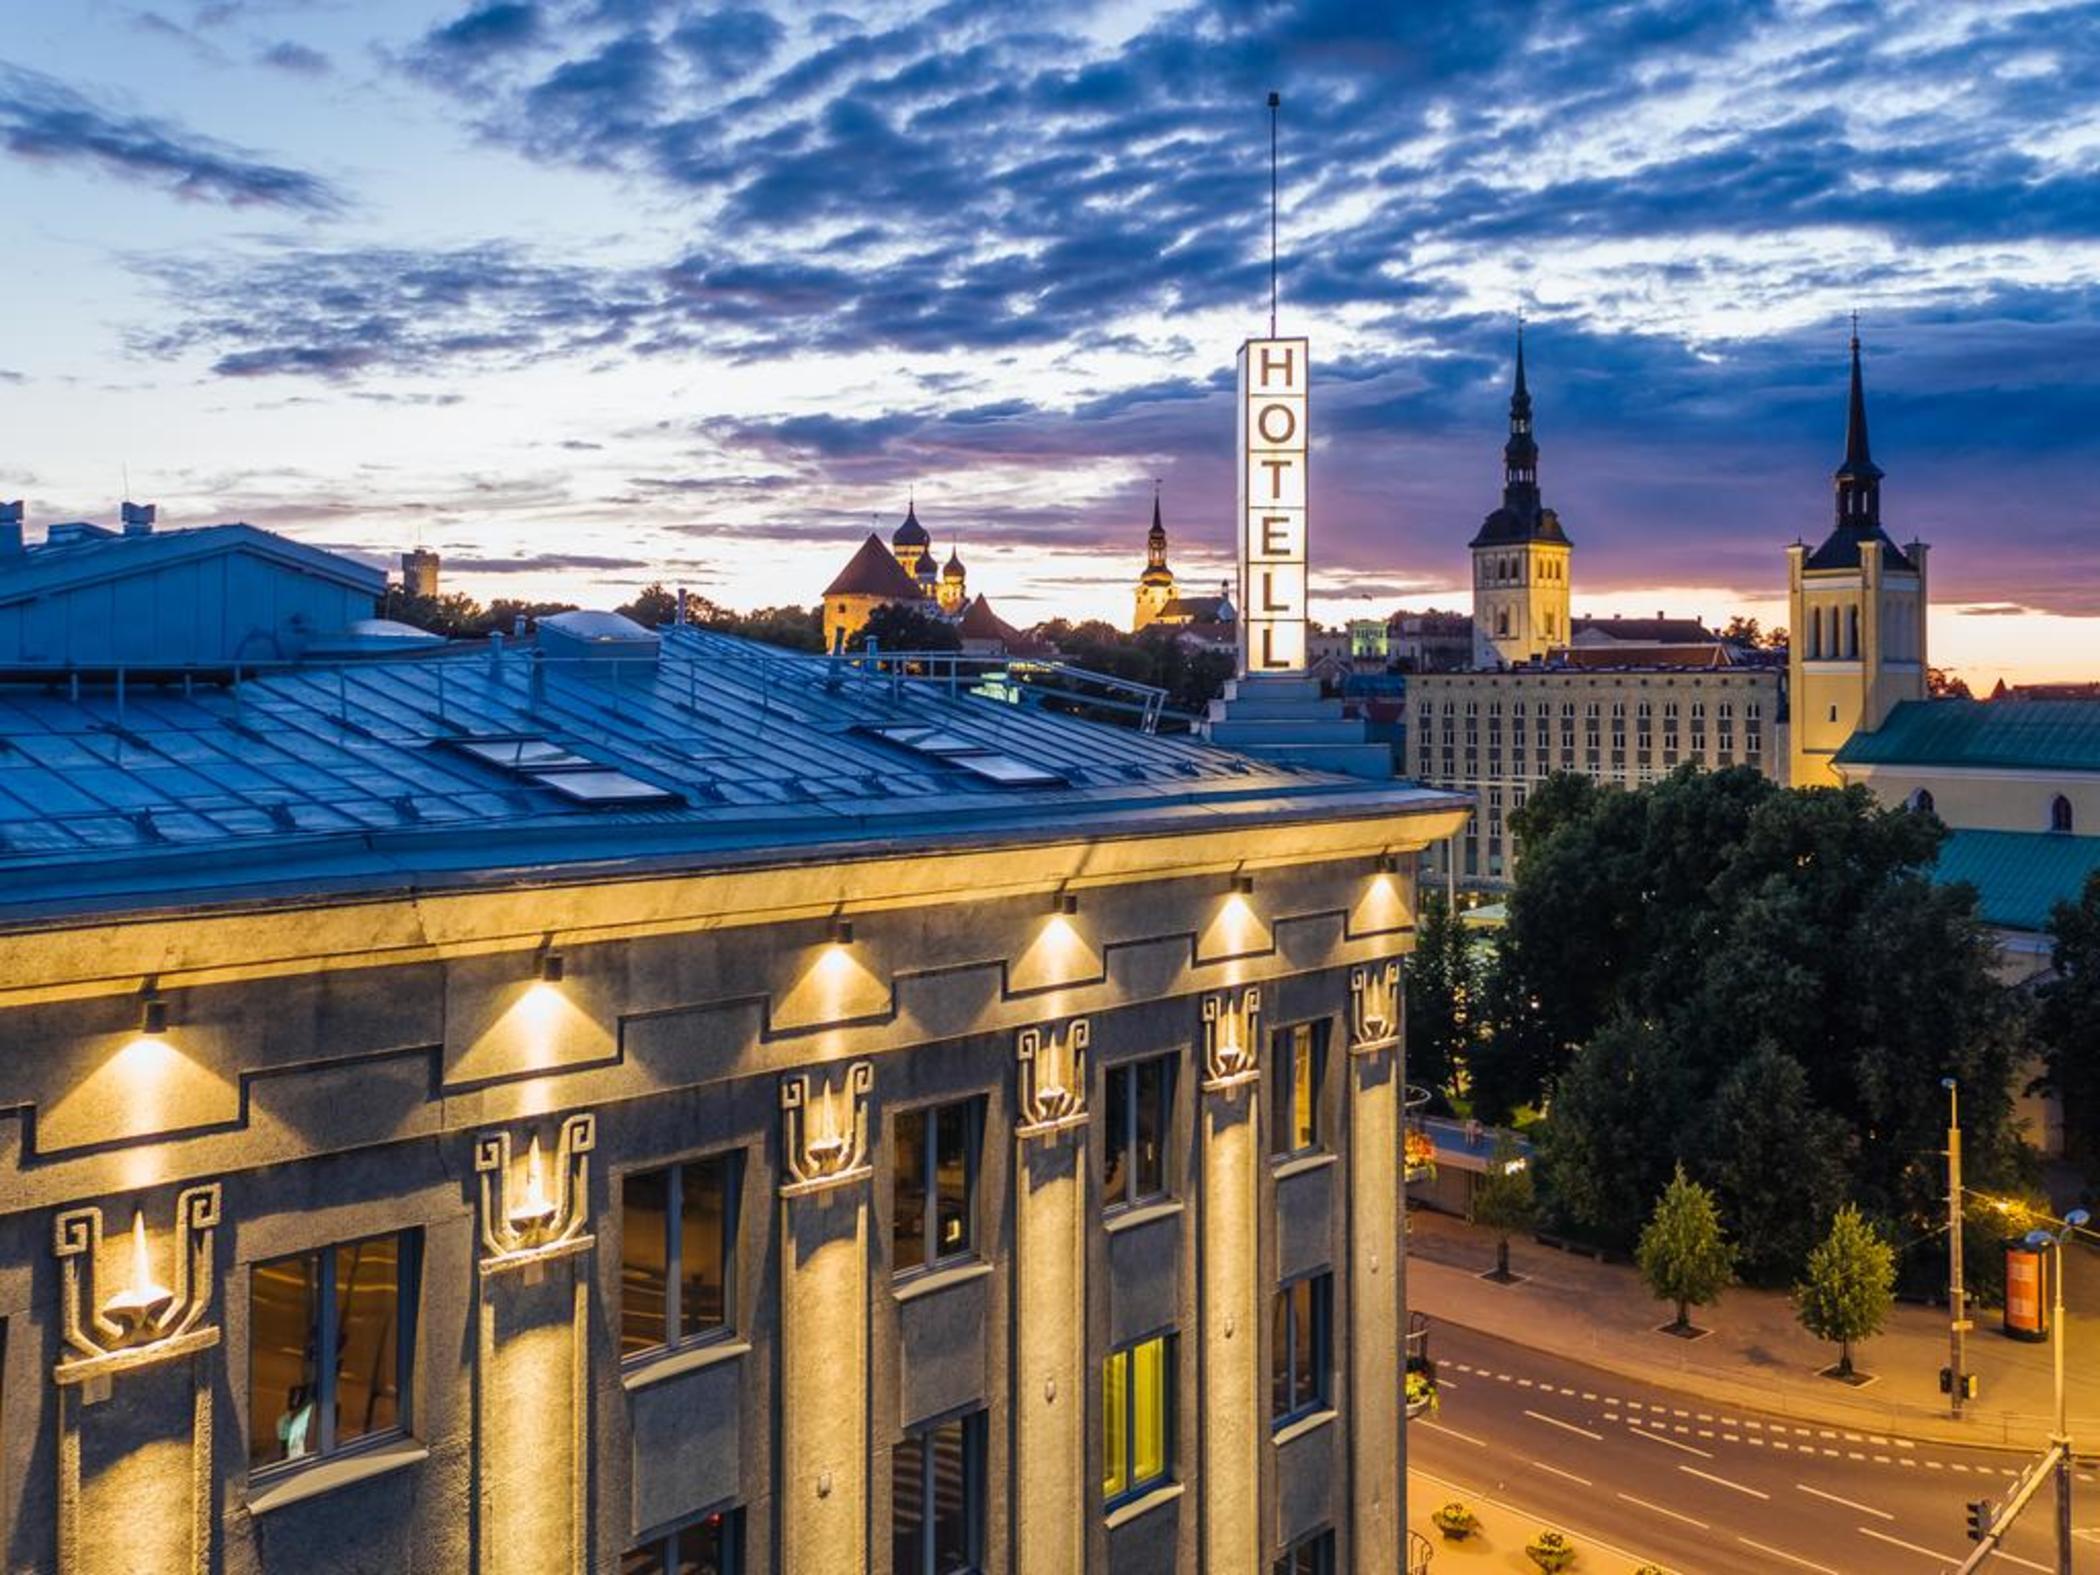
0, 625, 1463, 921
1935, 829, 2100, 934
1835, 698, 2100, 774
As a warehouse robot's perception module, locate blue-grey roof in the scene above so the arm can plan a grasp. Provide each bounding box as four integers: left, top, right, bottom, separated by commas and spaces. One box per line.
0, 625, 1463, 921
0, 522, 384, 605
1934, 829, 2100, 935
1836, 699, 2100, 773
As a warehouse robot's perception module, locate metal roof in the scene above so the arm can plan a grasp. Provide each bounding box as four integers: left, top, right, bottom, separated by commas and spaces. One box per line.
0, 625, 1463, 920
1835, 699, 2100, 773
1934, 829, 2100, 934
0, 522, 385, 605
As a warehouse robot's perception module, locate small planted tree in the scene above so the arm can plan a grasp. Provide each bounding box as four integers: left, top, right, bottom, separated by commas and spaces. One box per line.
1636, 1164, 1734, 1335
1471, 1132, 1537, 1283
1794, 1204, 1896, 1379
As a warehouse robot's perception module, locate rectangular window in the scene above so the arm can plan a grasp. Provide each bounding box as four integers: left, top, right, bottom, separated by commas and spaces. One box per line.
894, 1099, 981, 1275
623, 1508, 743, 1574
1272, 1273, 1333, 1425
1275, 1529, 1336, 1575
893, 1412, 985, 1575
622, 1152, 738, 1360
249, 1230, 417, 1475
1270, 1021, 1328, 1157
1103, 1333, 1175, 1505
1103, 1055, 1174, 1211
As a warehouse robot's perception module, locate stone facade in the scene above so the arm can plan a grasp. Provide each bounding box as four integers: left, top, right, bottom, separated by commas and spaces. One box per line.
0, 795, 1460, 1574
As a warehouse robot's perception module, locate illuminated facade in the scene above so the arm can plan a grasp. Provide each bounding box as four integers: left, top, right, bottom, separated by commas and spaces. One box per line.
1469, 333, 1571, 670
0, 621, 1464, 1575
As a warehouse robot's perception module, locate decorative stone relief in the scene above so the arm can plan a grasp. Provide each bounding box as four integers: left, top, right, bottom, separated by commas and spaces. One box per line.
1349, 960, 1402, 1055
1016, 1019, 1089, 1139
1201, 986, 1261, 1094
780, 1061, 875, 1197
475, 1113, 596, 1274
54, 1183, 222, 1387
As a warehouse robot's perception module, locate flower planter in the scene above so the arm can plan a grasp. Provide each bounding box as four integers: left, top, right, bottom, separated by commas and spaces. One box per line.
1432, 1501, 1478, 1541
1525, 1528, 1577, 1571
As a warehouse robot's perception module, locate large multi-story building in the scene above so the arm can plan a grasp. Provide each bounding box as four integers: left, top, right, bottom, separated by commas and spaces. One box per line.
1786, 329, 1929, 788
1405, 342, 1784, 887
0, 525, 1464, 1575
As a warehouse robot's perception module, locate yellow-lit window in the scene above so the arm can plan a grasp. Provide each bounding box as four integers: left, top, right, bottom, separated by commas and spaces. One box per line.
1271, 1022, 1327, 1157
1103, 1333, 1174, 1506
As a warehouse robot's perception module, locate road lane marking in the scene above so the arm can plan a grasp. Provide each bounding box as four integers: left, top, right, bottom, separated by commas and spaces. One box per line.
1530, 1459, 1592, 1487
1628, 1424, 1713, 1458
1858, 1526, 1958, 1563
1417, 1421, 1486, 1448
1739, 1538, 1842, 1573
1616, 1491, 1708, 1530
1987, 1549, 2052, 1574
1796, 1483, 1893, 1521
1524, 1409, 1603, 1441
1679, 1465, 1769, 1499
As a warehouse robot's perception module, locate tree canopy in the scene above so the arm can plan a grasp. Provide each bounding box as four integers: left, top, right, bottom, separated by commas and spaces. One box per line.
1635, 1164, 1735, 1332
2036, 871, 2100, 1167
1793, 1204, 1896, 1377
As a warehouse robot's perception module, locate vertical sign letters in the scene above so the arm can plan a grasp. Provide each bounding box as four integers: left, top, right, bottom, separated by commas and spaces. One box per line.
1237, 337, 1309, 675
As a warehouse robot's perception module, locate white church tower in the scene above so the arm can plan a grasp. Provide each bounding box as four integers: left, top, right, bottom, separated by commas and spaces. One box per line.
1470, 329, 1572, 669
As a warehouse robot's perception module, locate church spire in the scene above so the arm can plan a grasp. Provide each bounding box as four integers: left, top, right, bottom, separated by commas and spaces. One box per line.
1502, 320, 1539, 513
1146, 482, 1168, 571
1834, 316, 1884, 527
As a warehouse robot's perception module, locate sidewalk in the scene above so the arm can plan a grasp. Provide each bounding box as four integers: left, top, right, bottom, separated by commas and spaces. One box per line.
1409, 1467, 1659, 1574
1407, 1209, 2100, 1450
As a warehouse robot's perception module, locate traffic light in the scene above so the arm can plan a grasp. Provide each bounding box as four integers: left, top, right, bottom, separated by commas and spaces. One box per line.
1967, 1498, 1993, 1542
1940, 1366, 1952, 1394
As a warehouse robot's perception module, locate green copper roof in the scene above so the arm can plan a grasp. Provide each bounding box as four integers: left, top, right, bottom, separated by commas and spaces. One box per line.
1836, 699, 2100, 773
1934, 829, 2100, 934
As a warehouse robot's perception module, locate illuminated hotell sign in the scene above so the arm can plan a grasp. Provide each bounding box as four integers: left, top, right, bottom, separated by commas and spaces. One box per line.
1237, 336, 1310, 674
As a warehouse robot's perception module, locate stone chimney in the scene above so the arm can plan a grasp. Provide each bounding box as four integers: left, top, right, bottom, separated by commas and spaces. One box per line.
0, 500, 23, 557
121, 501, 156, 537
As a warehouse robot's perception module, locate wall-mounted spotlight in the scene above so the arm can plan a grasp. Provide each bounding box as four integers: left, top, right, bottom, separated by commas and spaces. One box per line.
139, 991, 168, 1037
1376, 853, 1400, 875
829, 917, 856, 946
537, 950, 566, 984
1053, 891, 1080, 916
1231, 873, 1256, 896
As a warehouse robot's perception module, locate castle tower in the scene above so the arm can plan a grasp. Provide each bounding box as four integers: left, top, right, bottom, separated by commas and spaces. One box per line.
1469, 327, 1572, 668
1133, 489, 1176, 631
937, 545, 967, 616
1788, 325, 1929, 787
891, 497, 930, 579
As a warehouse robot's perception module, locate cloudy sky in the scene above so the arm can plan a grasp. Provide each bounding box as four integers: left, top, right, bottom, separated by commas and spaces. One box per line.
4, 0, 2097, 684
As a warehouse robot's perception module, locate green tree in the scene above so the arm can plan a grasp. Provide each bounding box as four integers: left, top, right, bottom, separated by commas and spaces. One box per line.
1699, 1043, 1849, 1286
1635, 1164, 1734, 1333
858, 601, 960, 652
1793, 1204, 1896, 1378
616, 582, 678, 627
1404, 890, 1475, 1107
718, 604, 824, 651
1471, 1132, 1536, 1282
1535, 1017, 1694, 1249
2036, 872, 2100, 1166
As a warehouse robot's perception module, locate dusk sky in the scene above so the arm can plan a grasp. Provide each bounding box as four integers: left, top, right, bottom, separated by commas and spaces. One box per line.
4, 0, 2098, 686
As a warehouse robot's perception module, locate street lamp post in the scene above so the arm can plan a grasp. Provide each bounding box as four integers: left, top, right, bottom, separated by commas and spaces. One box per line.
1944, 1077, 1967, 1419
2024, 1208, 2089, 1575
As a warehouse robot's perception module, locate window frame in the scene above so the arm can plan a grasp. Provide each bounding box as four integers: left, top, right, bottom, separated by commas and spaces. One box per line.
892, 1409, 987, 1575
1274, 1528, 1337, 1575
1270, 1020, 1330, 1159
1103, 1330, 1177, 1509
1271, 1271, 1334, 1428
623, 1506, 744, 1574
247, 1227, 421, 1482
892, 1096, 984, 1279
620, 1149, 742, 1364
1102, 1053, 1176, 1213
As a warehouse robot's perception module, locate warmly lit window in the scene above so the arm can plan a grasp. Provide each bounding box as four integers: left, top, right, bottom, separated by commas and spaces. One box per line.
893, 1411, 985, 1574
1103, 1055, 1173, 1211
622, 1152, 738, 1359
249, 1231, 416, 1474
1271, 1021, 1328, 1157
1272, 1273, 1333, 1425
1275, 1529, 1336, 1575
623, 1509, 742, 1574
1103, 1333, 1174, 1505
894, 1099, 981, 1275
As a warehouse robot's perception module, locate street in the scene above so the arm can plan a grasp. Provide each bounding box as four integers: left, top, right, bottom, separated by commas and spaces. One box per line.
1409, 1324, 2100, 1573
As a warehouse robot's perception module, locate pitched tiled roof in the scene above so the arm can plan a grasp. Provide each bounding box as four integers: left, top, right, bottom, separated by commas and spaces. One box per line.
823, 534, 924, 600
1572, 617, 1714, 645
1934, 829, 2100, 934
1835, 699, 2100, 773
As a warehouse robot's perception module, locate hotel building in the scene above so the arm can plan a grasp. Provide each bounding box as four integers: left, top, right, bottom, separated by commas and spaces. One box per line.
0, 513, 1463, 1575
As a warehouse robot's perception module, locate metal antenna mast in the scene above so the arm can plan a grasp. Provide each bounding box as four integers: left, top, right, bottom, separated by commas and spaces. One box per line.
1267, 91, 1281, 337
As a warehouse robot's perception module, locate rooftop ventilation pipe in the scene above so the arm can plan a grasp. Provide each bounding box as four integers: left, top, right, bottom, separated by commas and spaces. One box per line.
121, 501, 156, 537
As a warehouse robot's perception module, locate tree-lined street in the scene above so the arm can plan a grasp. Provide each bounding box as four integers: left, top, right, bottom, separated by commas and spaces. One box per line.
1409, 1325, 2096, 1573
